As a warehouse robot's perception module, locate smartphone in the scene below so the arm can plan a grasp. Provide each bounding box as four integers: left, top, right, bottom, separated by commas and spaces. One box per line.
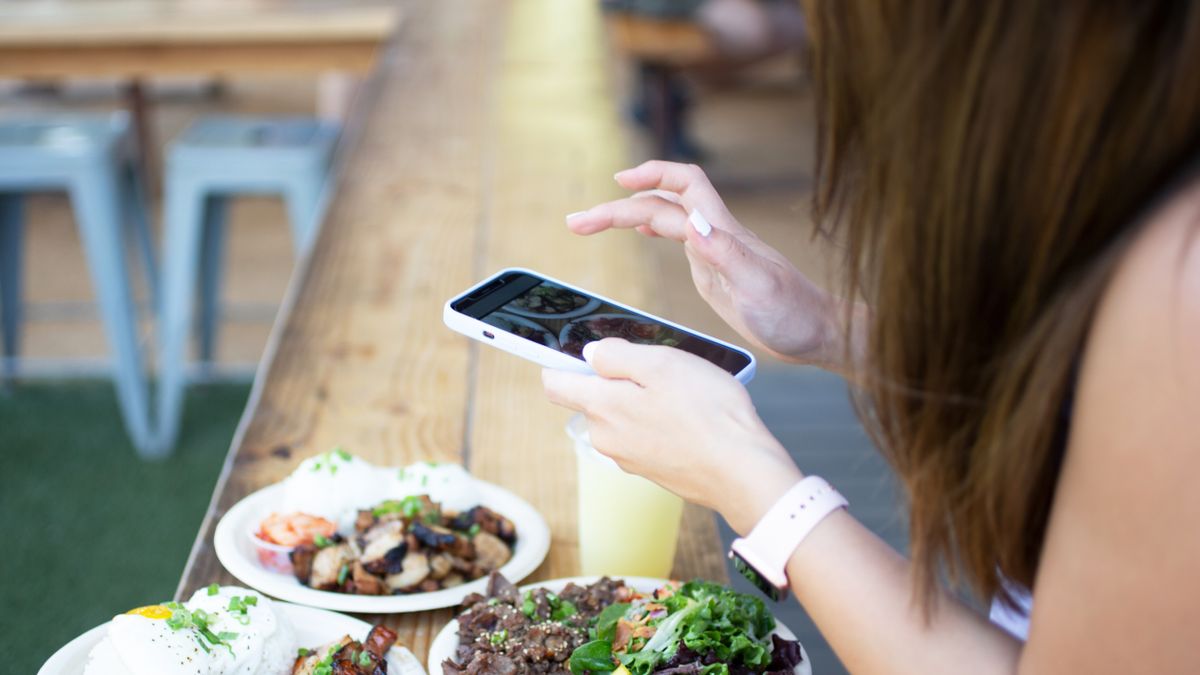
444, 268, 756, 383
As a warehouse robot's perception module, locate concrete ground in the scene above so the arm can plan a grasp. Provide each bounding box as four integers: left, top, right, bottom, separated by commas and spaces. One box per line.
3, 54, 901, 674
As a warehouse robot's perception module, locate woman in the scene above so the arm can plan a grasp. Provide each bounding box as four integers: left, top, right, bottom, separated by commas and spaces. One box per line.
543, 2, 1200, 672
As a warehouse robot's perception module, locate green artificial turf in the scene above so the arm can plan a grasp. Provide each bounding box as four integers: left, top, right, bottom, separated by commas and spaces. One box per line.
0, 380, 250, 673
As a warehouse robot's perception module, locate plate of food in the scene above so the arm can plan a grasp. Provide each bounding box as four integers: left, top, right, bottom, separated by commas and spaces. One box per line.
428, 574, 812, 675
504, 282, 602, 320
483, 311, 560, 349
559, 313, 682, 358
39, 584, 426, 675
214, 449, 551, 613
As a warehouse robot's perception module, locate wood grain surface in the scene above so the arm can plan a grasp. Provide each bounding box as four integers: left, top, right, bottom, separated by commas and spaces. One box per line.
176, 0, 727, 664
0, 1, 398, 78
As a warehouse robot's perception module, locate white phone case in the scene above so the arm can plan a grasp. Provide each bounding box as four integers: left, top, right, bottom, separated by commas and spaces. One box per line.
443, 267, 757, 384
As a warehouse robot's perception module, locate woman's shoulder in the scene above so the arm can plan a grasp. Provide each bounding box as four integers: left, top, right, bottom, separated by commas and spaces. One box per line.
1022, 183, 1200, 669
1072, 181, 1200, 469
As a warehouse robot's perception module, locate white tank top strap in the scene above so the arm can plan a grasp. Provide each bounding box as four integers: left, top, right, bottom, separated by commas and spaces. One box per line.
989, 579, 1033, 640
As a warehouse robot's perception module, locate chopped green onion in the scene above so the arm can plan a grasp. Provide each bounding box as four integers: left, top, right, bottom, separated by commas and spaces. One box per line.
206, 583, 219, 596
357, 650, 373, 667
334, 447, 352, 461
468, 523, 482, 537
297, 647, 311, 657
490, 629, 508, 645
337, 564, 350, 586
314, 534, 333, 548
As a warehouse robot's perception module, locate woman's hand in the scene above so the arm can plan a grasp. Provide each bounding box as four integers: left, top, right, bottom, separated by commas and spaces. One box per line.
567, 160, 846, 367
542, 337, 803, 535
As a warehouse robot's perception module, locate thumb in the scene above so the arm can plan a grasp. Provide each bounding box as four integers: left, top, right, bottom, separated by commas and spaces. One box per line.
684, 208, 755, 277
582, 338, 677, 386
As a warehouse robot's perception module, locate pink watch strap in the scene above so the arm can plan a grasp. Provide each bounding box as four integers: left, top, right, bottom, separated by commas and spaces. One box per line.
730, 476, 848, 590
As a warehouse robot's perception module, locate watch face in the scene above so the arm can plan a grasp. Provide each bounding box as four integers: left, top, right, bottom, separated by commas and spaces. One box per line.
730, 551, 786, 602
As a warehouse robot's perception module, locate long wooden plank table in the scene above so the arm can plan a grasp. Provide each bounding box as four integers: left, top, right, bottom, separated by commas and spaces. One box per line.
0, 1, 398, 78
176, 0, 728, 664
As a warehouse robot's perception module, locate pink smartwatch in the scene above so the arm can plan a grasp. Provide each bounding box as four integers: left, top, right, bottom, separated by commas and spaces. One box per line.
729, 475, 848, 601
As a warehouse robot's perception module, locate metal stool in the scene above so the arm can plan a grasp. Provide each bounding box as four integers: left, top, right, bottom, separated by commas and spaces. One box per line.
157, 116, 338, 451
0, 113, 157, 455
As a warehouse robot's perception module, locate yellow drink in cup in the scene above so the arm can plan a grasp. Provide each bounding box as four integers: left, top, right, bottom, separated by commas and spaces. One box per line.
568, 414, 685, 578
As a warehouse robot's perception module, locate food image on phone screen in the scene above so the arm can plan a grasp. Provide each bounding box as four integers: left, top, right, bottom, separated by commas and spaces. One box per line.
453, 271, 752, 376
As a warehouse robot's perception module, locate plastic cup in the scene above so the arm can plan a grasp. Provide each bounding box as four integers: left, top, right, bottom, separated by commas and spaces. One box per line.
568, 414, 685, 578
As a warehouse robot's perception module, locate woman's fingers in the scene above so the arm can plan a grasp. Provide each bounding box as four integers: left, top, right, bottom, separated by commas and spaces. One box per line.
566, 193, 690, 240
614, 161, 734, 225
541, 368, 640, 414
583, 338, 700, 386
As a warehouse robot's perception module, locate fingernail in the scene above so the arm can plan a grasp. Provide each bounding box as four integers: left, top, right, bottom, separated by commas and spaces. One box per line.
689, 209, 712, 237
566, 211, 587, 220
582, 341, 598, 363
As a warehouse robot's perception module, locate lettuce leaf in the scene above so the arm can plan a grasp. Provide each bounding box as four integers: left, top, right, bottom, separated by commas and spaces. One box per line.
610, 581, 778, 675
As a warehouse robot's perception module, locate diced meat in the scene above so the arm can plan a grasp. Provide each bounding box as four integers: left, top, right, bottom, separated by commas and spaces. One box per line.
351, 562, 387, 595
453, 506, 518, 545
292, 636, 352, 675
290, 544, 317, 585
429, 553, 454, 580
385, 551, 431, 591
411, 523, 474, 558
310, 544, 354, 590
472, 531, 511, 572
359, 521, 407, 575
364, 624, 398, 658
355, 509, 376, 533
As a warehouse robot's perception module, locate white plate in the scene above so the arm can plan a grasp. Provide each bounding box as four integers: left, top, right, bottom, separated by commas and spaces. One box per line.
427, 576, 813, 675
214, 480, 551, 613
503, 283, 603, 320
558, 313, 680, 356
38, 601, 426, 675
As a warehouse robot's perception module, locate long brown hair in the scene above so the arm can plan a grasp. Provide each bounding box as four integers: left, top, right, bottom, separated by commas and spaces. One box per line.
804, 1, 1200, 607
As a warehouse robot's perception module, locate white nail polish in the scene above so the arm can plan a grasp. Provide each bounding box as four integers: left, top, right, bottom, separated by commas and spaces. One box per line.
582, 341, 598, 363
565, 211, 587, 221
689, 209, 712, 237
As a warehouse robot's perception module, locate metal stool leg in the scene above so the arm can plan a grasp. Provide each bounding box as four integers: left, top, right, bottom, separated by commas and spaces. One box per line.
0, 193, 24, 380
284, 177, 327, 256
197, 194, 228, 364
157, 175, 207, 453
70, 170, 155, 456
121, 161, 158, 311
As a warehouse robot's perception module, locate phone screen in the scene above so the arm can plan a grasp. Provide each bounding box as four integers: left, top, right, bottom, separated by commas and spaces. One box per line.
452, 271, 753, 375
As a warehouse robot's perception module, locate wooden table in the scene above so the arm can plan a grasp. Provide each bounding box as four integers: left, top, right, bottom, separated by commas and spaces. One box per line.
175, 0, 728, 665
0, 0, 401, 179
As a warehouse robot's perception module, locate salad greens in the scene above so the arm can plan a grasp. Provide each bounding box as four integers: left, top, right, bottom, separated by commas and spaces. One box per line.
570, 581, 779, 675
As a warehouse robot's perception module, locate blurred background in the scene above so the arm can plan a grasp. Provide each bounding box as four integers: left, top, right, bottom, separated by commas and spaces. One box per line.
0, 1, 904, 672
